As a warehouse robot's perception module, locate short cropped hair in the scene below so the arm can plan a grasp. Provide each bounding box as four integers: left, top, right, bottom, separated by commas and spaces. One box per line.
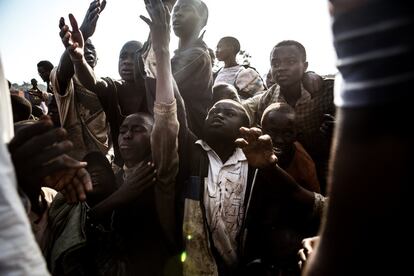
37, 60, 54, 71
219, 36, 240, 55
261, 102, 296, 126
11, 94, 32, 122
272, 40, 307, 62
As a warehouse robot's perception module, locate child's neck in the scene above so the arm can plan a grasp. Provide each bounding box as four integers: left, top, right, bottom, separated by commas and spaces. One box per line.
207, 138, 236, 164
281, 82, 302, 107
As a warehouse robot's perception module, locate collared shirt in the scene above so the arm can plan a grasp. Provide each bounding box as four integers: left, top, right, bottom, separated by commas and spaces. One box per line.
243, 81, 335, 159
196, 140, 248, 269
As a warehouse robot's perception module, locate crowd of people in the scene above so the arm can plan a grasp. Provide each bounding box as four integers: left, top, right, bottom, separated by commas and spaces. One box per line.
1, 0, 412, 275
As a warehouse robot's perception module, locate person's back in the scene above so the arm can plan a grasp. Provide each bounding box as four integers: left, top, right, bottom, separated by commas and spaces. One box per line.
303, 1, 413, 275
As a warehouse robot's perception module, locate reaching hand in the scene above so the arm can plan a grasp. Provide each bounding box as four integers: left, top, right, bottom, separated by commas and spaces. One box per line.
140, 0, 171, 52
59, 14, 84, 62
235, 127, 278, 169
44, 167, 92, 204
80, 0, 106, 39
8, 116, 91, 203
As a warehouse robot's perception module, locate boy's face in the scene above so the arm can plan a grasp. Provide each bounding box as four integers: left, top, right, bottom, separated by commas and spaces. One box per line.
172, 0, 201, 38
86, 162, 115, 204
118, 43, 138, 82
118, 114, 152, 166
204, 100, 247, 140
270, 45, 308, 88
262, 110, 296, 158
215, 40, 234, 61
37, 66, 50, 82
84, 43, 97, 69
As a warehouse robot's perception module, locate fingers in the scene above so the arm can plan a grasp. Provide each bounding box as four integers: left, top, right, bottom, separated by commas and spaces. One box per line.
234, 138, 249, 149
239, 127, 262, 144
100, 0, 107, 13
140, 15, 152, 27
77, 167, 92, 192
72, 176, 87, 201
33, 140, 74, 166
12, 128, 68, 162
59, 17, 66, 32
8, 117, 53, 153
40, 155, 87, 178
69, 13, 79, 32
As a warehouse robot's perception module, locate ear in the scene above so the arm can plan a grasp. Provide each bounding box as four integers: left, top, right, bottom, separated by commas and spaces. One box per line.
304, 61, 309, 71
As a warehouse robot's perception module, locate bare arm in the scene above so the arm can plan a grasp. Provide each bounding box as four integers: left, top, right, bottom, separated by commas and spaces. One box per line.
56, 1, 106, 94
141, 0, 179, 246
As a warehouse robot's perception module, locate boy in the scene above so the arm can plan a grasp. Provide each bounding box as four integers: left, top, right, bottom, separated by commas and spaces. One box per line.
215, 36, 265, 99
261, 102, 320, 193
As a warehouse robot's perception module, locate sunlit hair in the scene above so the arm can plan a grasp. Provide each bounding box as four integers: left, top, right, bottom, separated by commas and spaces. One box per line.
261, 102, 296, 126
271, 40, 307, 62
213, 99, 251, 127
37, 60, 54, 71
219, 36, 240, 55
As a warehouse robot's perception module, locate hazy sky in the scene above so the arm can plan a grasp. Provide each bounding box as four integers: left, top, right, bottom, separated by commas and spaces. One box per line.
0, 0, 337, 84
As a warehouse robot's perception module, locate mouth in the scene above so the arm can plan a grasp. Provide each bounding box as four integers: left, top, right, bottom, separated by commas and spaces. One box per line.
210, 118, 224, 127
119, 144, 132, 150
121, 69, 133, 75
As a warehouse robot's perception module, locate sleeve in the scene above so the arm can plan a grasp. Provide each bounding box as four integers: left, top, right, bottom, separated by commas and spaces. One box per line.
151, 99, 180, 247
235, 67, 266, 99
50, 67, 75, 127
241, 92, 262, 125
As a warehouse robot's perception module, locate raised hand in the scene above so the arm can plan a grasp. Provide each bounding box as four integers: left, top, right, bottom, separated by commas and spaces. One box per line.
60, 14, 84, 62
80, 0, 106, 39
44, 167, 92, 204
140, 0, 171, 52
235, 127, 278, 168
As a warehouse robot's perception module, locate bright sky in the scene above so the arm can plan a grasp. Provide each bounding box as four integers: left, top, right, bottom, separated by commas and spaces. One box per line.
0, 0, 337, 84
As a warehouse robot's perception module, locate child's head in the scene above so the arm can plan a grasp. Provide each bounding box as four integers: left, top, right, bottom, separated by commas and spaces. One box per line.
261, 102, 297, 161
204, 99, 250, 143
83, 151, 116, 206
270, 40, 308, 88
11, 94, 32, 123
84, 39, 98, 68
118, 112, 153, 167
212, 83, 241, 103
172, 0, 208, 38
215, 36, 240, 62
118, 40, 143, 82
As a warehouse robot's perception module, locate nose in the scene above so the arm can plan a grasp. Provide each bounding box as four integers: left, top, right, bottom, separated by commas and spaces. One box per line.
123, 129, 133, 139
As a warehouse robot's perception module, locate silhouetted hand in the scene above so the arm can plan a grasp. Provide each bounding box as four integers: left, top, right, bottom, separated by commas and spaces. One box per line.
235, 127, 278, 168
8, 116, 92, 203
44, 167, 92, 204
120, 162, 156, 203
80, 0, 106, 39
59, 14, 84, 62
140, 0, 171, 52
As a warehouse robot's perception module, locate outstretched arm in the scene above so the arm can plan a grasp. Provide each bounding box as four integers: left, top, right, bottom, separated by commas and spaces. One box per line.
141, 0, 179, 246
56, 0, 106, 94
